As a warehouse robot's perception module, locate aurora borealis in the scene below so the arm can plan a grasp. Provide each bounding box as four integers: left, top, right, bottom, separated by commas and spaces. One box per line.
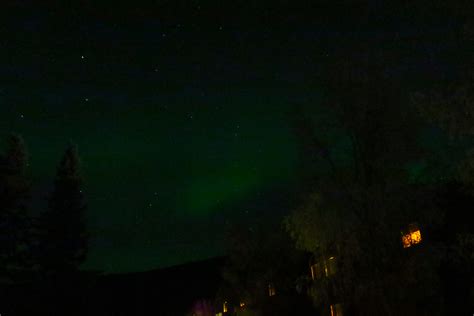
0, 2, 323, 272
2, 89, 305, 272
1, 1, 459, 273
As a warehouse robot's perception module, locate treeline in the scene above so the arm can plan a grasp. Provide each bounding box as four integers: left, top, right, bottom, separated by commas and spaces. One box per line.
0, 135, 87, 284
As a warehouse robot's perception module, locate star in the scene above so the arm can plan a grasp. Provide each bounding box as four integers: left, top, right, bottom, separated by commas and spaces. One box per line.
85, 98, 89, 102
81, 55, 85, 59
20, 114, 24, 119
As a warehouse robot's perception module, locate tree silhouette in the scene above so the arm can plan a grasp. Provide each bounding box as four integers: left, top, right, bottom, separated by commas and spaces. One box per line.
0, 134, 31, 283
411, 18, 474, 313
219, 223, 308, 315
286, 52, 446, 315
37, 144, 88, 275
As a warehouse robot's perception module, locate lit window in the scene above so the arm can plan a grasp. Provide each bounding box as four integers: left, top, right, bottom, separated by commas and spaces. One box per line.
223, 301, 228, 313
268, 283, 276, 296
330, 303, 343, 316
401, 223, 422, 248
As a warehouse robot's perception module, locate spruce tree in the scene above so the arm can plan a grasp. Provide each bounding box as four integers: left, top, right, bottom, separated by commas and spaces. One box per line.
38, 144, 87, 275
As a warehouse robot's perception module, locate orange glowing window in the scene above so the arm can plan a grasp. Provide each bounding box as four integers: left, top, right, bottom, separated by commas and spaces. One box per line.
330, 303, 343, 316
401, 223, 422, 248
268, 283, 276, 297
239, 302, 245, 308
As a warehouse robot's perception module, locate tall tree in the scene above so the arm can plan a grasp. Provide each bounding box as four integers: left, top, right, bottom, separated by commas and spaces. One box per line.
0, 134, 31, 282
38, 144, 88, 275
286, 51, 446, 315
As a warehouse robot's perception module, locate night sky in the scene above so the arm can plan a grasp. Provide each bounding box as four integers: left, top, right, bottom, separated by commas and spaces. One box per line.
0, 1, 458, 272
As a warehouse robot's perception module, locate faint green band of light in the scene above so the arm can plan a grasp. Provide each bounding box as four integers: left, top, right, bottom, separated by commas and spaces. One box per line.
183, 167, 264, 215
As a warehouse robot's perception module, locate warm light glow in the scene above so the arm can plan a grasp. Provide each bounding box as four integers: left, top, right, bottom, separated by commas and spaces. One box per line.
326, 256, 336, 276
240, 302, 245, 308
310, 262, 323, 280
223, 301, 228, 313
268, 283, 276, 296
411, 230, 422, 244
401, 224, 422, 248
311, 257, 337, 279
330, 303, 343, 316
